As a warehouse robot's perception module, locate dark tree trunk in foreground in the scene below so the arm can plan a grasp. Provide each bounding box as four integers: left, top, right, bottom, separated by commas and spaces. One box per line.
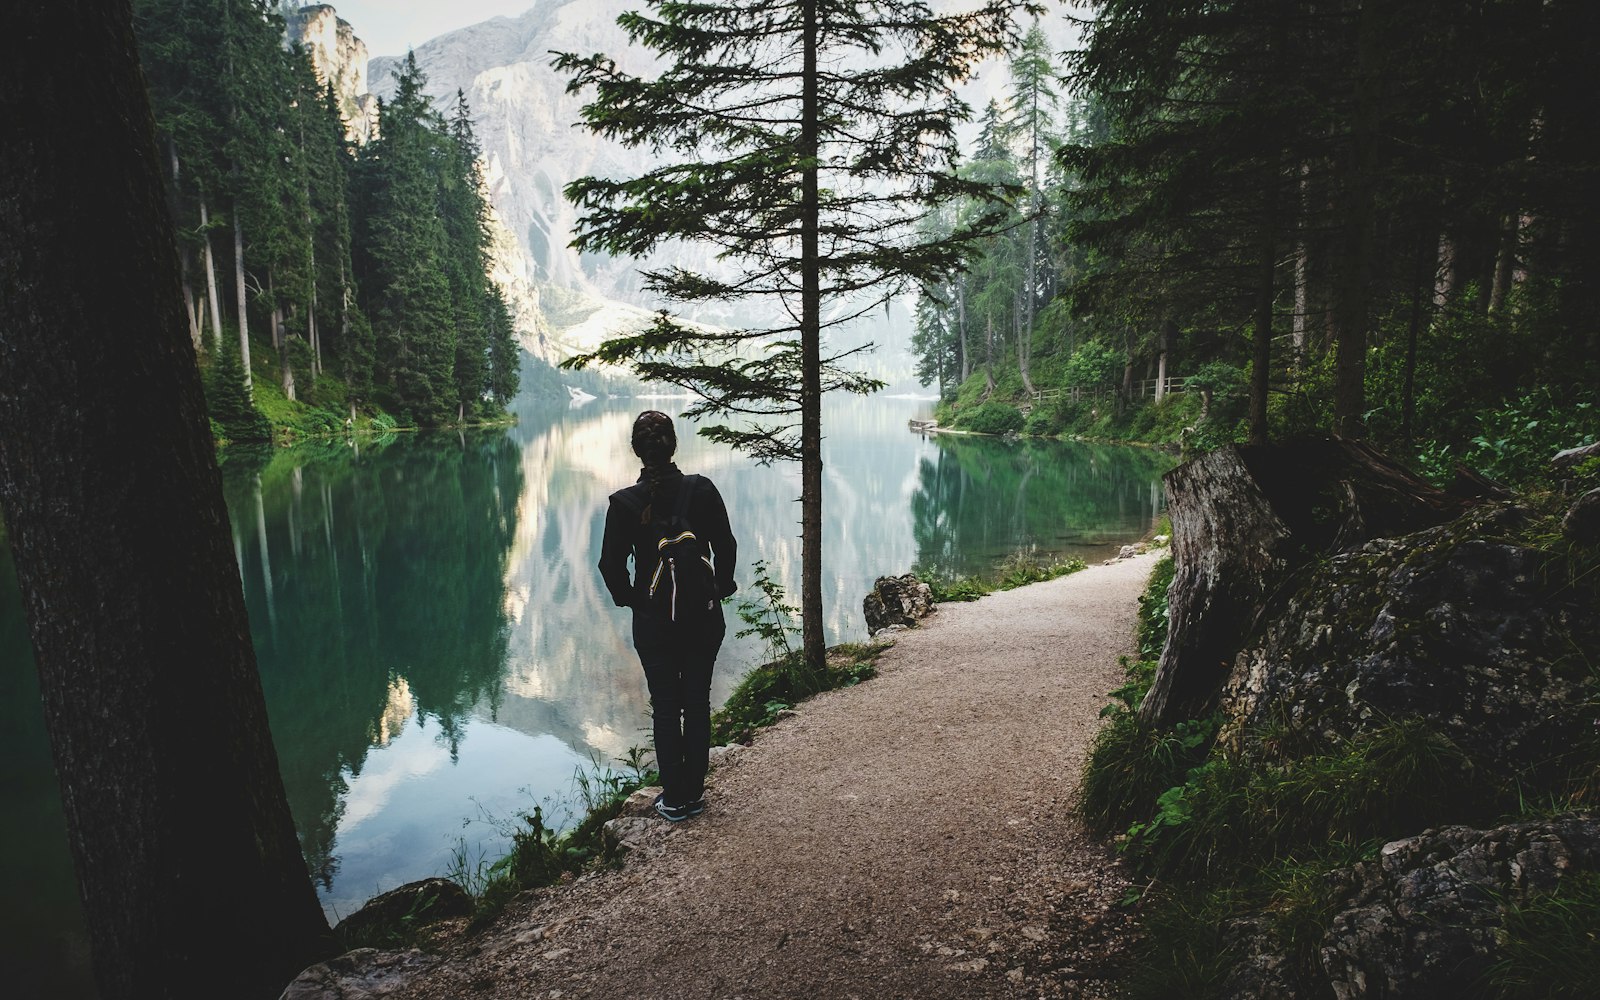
0, 3, 333, 998
1139, 439, 1478, 727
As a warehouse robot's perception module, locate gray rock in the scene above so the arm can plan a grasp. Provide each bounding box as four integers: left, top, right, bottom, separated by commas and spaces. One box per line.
602, 816, 670, 857
279, 947, 435, 1000
331, 878, 471, 944
1564, 487, 1600, 546
620, 785, 663, 817
1552, 440, 1600, 469
1318, 815, 1600, 999
863, 574, 936, 635
1118, 544, 1143, 559
707, 743, 745, 766
1220, 504, 1597, 770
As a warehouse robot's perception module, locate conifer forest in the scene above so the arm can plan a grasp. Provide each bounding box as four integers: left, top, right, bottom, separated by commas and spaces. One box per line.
135, 0, 521, 439
917, 2, 1598, 484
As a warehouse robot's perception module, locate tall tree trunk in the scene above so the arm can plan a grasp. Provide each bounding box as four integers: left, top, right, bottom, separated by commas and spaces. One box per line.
799, 1, 825, 671
1401, 232, 1429, 448
1291, 161, 1309, 366
164, 137, 201, 348
982, 316, 996, 400
1155, 321, 1170, 403
1330, 0, 1383, 439
1432, 231, 1457, 314
232, 204, 253, 398
1249, 184, 1278, 446
1488, 212, 1517, 316
0, 4, 333, 997
200, 195, 224, 348
956, 276, 970, 384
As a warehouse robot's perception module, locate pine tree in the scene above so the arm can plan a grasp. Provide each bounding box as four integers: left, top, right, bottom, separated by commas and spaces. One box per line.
557, 0, 1033, 668
440, 91, 492, 421
352, 53, 457, 424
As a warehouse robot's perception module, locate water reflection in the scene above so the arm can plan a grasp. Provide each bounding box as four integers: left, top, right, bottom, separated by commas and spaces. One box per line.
1, 397, 1173, 988
911, 435, 1175, 577
218, 432, 525, 907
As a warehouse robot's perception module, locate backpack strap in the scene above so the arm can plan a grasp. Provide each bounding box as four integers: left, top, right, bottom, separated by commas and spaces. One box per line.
672, 474, 703, 523
611, 483, 650, 516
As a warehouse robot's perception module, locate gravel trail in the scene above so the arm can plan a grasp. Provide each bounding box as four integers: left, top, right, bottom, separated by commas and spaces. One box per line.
393, 551, 1161, 1000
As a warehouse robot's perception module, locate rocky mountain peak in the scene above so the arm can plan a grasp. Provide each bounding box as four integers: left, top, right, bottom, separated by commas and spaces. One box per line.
284, 3, 378, 143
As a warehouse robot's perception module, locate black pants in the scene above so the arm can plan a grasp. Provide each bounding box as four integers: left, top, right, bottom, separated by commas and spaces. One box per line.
632, 607, 725, 806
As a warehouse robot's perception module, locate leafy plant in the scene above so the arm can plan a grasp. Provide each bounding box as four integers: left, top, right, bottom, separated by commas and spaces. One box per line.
960, 401, 1026, 435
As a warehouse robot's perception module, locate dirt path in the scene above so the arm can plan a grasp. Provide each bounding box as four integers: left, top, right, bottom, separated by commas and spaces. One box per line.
389, 552, 1161, 1000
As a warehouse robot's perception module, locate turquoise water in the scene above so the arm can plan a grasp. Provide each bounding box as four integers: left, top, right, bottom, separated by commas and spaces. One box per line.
0, 396, 1172, 994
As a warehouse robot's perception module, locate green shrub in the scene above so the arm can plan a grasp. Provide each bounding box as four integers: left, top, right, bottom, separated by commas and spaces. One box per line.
960, 401, 1025, 435
1428, 387, 1598, 489
1065, 340, 1124, 389
1125, 720, 1493, 879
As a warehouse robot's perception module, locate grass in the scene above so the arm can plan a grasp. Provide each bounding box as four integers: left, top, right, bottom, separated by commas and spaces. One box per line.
710, 642, 887, 746
1086, 536, 1600, 997
448, 747, 658, 931
1487, 872, 1600, 999
923, 547, 1088, 603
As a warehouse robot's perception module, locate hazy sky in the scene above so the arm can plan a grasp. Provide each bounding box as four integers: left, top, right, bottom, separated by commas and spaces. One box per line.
314, 0, 535, 58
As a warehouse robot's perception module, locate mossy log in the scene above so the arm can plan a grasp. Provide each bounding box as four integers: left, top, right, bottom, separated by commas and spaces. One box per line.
1138, 438, 1476, 727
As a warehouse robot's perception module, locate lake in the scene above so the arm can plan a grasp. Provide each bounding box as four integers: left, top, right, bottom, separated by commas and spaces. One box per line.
0, 395, 1172, 996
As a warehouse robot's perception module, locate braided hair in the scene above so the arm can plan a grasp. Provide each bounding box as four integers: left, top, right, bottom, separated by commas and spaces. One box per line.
630, 410, 678, 523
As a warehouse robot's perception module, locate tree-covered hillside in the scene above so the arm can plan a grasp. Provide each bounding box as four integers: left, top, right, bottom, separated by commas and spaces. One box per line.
133, 0, 522, 441
918, 3, 1599, 483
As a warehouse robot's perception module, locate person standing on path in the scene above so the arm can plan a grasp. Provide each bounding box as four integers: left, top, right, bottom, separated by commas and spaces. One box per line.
599, 411, 738, 822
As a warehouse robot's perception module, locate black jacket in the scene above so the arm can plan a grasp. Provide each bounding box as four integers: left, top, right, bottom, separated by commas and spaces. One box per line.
599, 467, 737, 609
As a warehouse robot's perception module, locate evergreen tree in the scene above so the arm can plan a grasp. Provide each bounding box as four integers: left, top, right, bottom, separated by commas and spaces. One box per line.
352, 54, 457, 424
557, 0, 1034, 668
440, 91, 492, 421
485, 284, 522, 407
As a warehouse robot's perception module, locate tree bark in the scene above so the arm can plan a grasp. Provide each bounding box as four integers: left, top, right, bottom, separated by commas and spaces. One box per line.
799, 0, 825, 671
956, 276, 970, 384
1330, 0, 1383, 439
164, 137, 201, 348
200, 195, 224, 348
233, 203, 253, 397
0, 3, 334, 996
1249, 195, 1277, 446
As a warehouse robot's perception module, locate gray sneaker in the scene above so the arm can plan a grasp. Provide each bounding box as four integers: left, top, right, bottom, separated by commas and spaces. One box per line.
653, 794, 689, 823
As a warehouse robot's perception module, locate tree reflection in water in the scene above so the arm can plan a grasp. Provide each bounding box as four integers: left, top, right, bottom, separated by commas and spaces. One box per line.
911, 435, 1174, 580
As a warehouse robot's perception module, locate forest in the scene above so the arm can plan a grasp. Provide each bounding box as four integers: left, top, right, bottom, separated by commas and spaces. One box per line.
134, 0, 522, 441
916, 1, 1599, 487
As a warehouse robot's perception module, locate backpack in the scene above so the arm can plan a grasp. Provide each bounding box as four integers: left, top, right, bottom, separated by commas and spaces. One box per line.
617, 474, 718, 621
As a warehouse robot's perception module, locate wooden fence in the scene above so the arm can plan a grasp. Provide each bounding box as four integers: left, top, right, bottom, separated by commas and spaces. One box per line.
1023, 376, 1189, 409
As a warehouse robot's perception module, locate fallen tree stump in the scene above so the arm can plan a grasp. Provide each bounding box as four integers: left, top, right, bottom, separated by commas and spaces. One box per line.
1138, 437, 1478, 727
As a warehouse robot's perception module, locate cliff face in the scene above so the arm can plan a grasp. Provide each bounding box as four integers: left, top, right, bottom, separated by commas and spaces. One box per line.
371, 2, 661, 300
284, 3, 378, 143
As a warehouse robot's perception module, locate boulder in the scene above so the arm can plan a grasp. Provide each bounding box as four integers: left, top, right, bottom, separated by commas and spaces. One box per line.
601, 816, 671, 858
1319, 814, 1600, 999
863, 573, 936, 636
1207, 814, 1600, 1000
278, 947, 435, 1000
1141, 438, 1476, 727
1552, 440, 1600, 469
1220, 504, 1597, 768
1564, 487, 1600, 546
331, 878, 472, 946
